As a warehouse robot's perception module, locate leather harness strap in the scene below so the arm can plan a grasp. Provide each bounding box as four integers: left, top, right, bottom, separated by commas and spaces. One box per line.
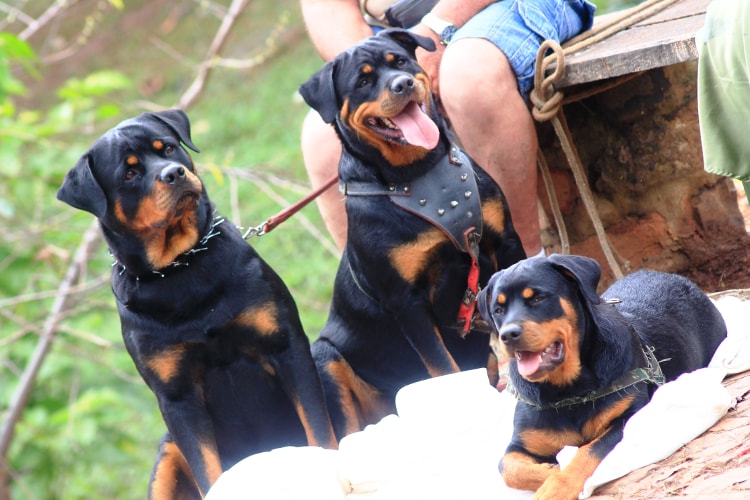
340, 145, 483, 336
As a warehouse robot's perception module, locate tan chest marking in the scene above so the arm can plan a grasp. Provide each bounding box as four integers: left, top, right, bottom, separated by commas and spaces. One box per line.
388, 227, 446, 284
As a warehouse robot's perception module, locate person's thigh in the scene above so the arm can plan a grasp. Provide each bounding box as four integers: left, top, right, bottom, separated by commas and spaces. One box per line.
452, 0, 593, 96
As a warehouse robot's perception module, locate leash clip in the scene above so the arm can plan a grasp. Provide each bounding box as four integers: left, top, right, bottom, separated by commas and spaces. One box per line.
243, 222, 268, 239
462, 287, 477, 306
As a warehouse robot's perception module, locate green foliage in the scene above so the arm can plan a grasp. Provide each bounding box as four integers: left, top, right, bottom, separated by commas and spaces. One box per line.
0, 33, 36, 97
0, 29, 160, 500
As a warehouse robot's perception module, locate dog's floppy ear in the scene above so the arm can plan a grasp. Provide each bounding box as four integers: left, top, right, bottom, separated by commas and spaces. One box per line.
57, 153, 107, 217
476, 271, 502, 333
149, 109, 200, 153
547, 254, 601, 305
379, 28, 436, 54
299, 59, 341, 124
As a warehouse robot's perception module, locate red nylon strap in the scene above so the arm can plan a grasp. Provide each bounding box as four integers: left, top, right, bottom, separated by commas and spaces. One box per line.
456, 227, 481, 337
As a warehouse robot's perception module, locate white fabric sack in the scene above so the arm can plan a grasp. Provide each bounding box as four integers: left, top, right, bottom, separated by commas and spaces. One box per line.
557, 367, 733, 499
205, 446, 346, 500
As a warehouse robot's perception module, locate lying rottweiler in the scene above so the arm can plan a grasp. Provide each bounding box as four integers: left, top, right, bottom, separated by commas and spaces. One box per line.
56, 109, 336, 498
477, 254, 727, 499
299, 28, 526, 437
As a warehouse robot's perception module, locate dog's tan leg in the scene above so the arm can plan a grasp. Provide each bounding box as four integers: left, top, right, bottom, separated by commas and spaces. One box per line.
501, 451, 559, 492
532, 443, 601, 500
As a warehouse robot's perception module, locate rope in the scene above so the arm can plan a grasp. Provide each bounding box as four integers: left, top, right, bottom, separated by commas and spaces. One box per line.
531, 40, 624, 279
537, 150, 570, 254
529, 0, 681, 279
561, 0, 682, 54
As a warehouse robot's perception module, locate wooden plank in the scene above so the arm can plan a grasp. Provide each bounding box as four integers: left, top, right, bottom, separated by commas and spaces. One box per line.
555, 0, 711, 88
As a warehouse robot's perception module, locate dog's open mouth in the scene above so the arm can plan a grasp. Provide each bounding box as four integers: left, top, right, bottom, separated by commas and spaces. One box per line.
515, 341, 564, 379
365, 101, 439, 149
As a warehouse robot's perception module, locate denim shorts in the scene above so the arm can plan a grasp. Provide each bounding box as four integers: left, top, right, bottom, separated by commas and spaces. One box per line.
452, 0, 596, 97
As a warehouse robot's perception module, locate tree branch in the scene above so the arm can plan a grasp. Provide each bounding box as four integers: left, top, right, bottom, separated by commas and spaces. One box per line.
18, 0, 81, 41
178, 0, 250, 109
0, 219, 101, 489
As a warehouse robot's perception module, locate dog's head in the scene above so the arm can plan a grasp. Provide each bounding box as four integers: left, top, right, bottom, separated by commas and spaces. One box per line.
477, 254, 602, 387
57, 109, 209, 271
299, 28, 442, 167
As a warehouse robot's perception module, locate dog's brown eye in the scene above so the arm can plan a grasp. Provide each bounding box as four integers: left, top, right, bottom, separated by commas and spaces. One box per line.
494, 305, 505, 315
357, 77, 371, 89
396, 58, 407, 68
164, 144, 175, 154
124, 169, 138, 181
529, 295, 545, 306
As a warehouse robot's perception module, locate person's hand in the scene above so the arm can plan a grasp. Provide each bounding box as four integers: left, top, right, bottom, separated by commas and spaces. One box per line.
411, 23, 447, 101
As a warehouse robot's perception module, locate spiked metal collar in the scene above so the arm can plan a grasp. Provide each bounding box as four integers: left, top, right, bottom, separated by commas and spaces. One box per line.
111, 213, 224, 280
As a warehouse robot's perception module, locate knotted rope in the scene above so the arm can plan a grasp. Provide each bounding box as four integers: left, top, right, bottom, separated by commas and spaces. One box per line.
531, 40, 624, 279
529, 0, 682, 279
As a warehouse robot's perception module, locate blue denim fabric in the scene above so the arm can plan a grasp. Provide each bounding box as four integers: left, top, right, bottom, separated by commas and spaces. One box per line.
451, 0, 596, 97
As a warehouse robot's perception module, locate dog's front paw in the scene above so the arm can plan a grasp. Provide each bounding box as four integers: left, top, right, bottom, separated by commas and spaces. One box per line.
532, 471, 584, 500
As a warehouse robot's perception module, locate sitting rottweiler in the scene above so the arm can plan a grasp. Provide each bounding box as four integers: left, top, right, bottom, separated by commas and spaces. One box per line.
299, 28, 526, 437
477, 254, 727, 499
56, 109, 336, 499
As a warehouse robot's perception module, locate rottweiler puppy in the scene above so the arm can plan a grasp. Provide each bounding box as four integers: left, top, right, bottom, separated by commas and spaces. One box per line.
299, 28, 526, 438
477, 254, 727, 499
56, 109, 336, 499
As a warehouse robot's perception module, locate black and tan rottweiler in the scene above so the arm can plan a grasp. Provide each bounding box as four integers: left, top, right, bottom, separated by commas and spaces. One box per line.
299, 28, 526, 438
56, 109, 336, 499
477, 254, 727, 499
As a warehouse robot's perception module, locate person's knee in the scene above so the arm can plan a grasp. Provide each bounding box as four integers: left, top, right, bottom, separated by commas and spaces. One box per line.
439, 39, 518, 112
301, 109, 341, 179
301, 109, 333, 151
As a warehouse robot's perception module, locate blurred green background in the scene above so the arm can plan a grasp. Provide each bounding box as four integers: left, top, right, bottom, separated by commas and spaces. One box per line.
0, 0, 633, 497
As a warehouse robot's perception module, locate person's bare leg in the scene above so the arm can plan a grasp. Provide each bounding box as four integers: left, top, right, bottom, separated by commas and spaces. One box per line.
439, 38, 542, 256
301, 110, 348, 250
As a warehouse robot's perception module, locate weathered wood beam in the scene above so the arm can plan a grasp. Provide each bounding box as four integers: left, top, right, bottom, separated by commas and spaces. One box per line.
555, 0, 710, 88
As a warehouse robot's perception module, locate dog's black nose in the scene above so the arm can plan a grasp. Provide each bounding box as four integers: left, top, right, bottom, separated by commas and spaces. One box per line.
499, 324, 522, 345
390, 75, 415, 95
160, 165, 186, 185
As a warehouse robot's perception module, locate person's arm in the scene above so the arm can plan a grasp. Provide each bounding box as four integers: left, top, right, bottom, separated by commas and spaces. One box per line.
410, 0, 496, 98
427, 0, 496, 28
301, 0, 374, 61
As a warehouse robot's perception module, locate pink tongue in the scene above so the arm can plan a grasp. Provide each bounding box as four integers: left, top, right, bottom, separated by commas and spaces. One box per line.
389, 101, 440, 149
516, 351, 543, 378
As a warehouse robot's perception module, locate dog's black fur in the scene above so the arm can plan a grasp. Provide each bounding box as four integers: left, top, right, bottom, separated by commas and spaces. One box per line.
477, 254, 727, 499
57, 110, 336, 498
299, 29, 526, 437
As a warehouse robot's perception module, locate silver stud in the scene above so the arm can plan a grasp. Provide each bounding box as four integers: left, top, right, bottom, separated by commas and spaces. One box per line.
450, 201, 459, 208
461, 173, 468, 181
388, 185, 396, 191
438, 209, 445, 216
465, 191, 472, 198
403, 186, 410, 192
419, 199, 427, 206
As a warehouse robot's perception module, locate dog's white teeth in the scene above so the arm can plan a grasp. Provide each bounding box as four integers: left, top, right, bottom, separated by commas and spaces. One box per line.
382, 117, 398, 129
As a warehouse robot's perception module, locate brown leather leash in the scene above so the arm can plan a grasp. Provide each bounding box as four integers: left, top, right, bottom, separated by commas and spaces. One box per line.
243, 173, 338, 238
